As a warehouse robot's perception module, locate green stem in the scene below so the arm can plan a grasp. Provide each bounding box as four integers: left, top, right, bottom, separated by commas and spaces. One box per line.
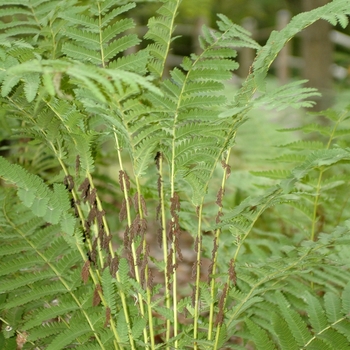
55, 152, 123, 349
135, 176, 155, 349
193, 204, 203, 349
208, 150, 231, 342
114, 128, 147, 349
170, 117, 179, 348
158, 154, 172, 347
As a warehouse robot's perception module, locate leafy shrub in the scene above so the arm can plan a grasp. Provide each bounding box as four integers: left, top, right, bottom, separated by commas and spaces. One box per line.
1, 0, 350, 349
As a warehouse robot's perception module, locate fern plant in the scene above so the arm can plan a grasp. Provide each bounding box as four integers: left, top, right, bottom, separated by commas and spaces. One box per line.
1, 0, 350, 349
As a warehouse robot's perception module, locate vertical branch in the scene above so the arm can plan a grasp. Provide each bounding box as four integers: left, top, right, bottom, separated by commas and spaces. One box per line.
169, 103, 181, 349
207, 150, 231, 341
169, 190, 181, 349
55, 153, 123, 349
135, 176, 155, 349
193, 203, 203, 349
114, 127, 148, 349
156, 152, 172, 347
213, 260, 236, 350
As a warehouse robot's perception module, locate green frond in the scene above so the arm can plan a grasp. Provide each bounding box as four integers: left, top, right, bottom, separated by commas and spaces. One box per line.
286, 201, 313, 221
59, 13, 100, 32
61, 43, 102, 65
132, 317, 147, 340
274, 292, 311, 346
324, 291, 342, 323
255, 80, 320, 111
60, 2, 138, 67
333, 320, 350, 343
268, 153, 307, 163
298, 123, 332, 136
230, 0, 350, 111
45, 322, 96, 350
133, 137, 159, 176
99, 2, 136, 23
101, 269, 117, 315
145, 0, 181, 79
341, 281, 350, 315
116, 310, 130, 344
305, 338, 333, 350
1, 1, 350, 348
272, 312, 299, 350
278, 140, 325, 150
0, 271, 56, 293
26, 322, 68, 343
179, 95, 226, 109
251, 169, 291, 180
318, 328, 350, 349
304, 292, 328, 333
109, 50, 149, 74
0, 256, 42, 278
290, 149, 350, 181
117, 258, 130, 287
245, 318, 277, 350
2, 282, 70, 308
0, 156, 72, 227
104, 34, 140, 62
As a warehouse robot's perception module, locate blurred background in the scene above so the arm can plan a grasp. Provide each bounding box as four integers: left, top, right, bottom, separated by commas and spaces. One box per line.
131, 0, 350, 112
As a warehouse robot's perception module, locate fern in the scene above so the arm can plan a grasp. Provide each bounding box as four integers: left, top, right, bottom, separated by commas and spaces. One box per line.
1, 0, 350, 349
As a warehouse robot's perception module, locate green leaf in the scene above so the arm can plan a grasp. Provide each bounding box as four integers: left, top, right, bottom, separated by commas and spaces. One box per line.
275, 292, 311, 346
324, 291, 342, 323
131, 317, 146, 340
23, 72, 40, 102
245, 318, 277, 350
304, 292, 328, 333
101, 269, 117, 314
341, 281, 350, 315
46, 323, 93, 350
272, 313, 298, 350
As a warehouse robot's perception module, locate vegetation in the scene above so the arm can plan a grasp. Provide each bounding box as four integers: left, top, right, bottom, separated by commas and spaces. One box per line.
0, 0, 350, 349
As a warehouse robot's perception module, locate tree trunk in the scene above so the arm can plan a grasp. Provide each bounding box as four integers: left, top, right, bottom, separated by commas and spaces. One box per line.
301, 0, 334, 111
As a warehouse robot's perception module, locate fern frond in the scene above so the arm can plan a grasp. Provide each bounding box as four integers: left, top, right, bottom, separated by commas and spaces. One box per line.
245, 318, 277, 350
0, 156, 74, 232
145, 0, 181, 79
251, 169, 291, 180
275, 291, 311, 346
272, 312, 300, 350
304, 292, 328, 333
45, 322, 96, 350
257, 80, 320, 110
288, 148, 350, 182
60, 2, 138, 67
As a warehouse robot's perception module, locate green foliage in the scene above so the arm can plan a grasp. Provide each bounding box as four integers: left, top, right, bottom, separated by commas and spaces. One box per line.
1, 0, 350, 349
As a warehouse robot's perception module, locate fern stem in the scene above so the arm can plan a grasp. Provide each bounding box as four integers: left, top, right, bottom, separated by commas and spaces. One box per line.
114, 128, 148, 349
157, 153, 172, 347
193, 203, 203, 349
146, 265, 156, 349
97, 2, 106, 68
170, 115, 179, 348
208, 150, 231, 341
135, 176, 154, 349
310, 170, 324, 242
55, 154, 124, 349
